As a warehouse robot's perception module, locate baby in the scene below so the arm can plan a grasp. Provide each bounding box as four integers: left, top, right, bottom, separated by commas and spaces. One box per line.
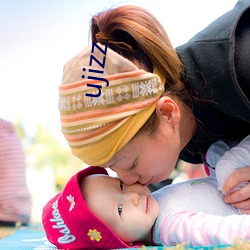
42, 135, 250, 249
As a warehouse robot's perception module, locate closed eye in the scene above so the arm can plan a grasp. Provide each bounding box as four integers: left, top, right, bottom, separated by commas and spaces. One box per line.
130, 157, 138, 170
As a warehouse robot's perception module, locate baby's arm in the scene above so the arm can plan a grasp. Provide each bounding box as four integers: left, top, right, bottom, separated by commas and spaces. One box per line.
159, 210, 250, 247
205, 139, 231, 178
215, 135, 250, 193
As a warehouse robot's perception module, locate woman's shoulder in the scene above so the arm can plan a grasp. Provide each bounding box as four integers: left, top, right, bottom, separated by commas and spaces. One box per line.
176, 0, 250, 123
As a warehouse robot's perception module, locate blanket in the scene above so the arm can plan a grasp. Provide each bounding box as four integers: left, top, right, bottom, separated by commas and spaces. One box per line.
0, 225, 248, 250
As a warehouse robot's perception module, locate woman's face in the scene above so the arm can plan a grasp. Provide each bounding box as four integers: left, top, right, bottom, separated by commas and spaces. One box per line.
100, 118, 182, 186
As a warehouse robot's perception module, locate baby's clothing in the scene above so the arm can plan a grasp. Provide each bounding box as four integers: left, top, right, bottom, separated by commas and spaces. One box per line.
152, 135, 250, 246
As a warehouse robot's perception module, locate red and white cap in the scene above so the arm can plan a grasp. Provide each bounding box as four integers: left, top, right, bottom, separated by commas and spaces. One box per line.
42, 166, 142, 249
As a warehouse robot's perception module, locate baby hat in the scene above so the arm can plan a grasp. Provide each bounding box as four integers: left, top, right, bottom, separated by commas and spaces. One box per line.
59, 43, 165, 166
42, 166, 141, 249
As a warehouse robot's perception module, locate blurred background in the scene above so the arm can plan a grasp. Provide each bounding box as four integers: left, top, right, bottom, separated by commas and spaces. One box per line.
0, 0, 238, 224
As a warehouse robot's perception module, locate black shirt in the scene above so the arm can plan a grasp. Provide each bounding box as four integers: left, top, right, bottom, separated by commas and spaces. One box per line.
176, 0, 250, 163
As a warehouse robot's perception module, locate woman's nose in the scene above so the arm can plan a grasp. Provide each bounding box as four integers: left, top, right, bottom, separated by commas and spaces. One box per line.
112, 168, 139, 185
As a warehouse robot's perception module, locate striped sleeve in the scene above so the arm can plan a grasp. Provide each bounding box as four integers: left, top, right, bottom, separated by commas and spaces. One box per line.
0, 119, 31, 224
160, 210, 250, 246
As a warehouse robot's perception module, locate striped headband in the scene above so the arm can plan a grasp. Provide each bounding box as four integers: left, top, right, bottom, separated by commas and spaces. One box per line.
59, 43, 165, 165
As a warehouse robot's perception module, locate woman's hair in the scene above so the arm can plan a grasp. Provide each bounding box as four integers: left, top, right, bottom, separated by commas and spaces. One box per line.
90, 5, 193, 135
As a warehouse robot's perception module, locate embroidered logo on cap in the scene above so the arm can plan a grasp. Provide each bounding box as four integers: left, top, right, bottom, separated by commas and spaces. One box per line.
88, 229, 102, 242
50, 200, 76, 244
67, 194, 76, 211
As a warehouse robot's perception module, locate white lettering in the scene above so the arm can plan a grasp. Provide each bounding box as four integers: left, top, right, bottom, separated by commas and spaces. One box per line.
50, 200, 76, 244
58, 235, 76, 244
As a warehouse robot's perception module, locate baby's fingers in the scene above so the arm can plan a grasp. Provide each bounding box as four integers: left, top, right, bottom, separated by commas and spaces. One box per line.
240, 209, 250, 214
222, 167, 250, 195
224, 185, 250, 209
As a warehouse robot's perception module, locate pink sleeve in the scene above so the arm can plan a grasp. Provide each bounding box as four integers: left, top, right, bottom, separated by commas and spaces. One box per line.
0, 119, 31, 224
160, 210, 250, 246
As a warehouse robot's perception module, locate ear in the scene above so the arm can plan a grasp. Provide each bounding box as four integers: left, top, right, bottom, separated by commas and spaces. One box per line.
156, 96, 180, 126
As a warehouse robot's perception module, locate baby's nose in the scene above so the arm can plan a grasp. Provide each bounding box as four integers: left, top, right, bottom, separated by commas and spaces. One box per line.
126, 191, 140, 206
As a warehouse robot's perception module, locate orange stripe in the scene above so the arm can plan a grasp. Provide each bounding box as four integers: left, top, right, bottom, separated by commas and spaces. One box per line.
59, 70, 147, 90
63, 121, 122, 142
60, 96, 158, 123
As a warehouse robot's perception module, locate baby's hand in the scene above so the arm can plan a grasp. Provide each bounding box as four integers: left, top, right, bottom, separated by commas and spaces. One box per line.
223, 166, 250, 214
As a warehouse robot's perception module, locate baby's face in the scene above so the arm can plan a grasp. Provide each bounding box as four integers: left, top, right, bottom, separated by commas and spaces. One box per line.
84, 174, 160, 244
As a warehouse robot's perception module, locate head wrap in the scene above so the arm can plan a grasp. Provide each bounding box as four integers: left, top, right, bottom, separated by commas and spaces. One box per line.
42, 166, 142, 249
59, 43, 165, 165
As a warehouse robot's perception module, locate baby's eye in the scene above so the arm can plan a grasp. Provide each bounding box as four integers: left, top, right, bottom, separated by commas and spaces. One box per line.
118, 204, 123, 216
120, 180, 124, 191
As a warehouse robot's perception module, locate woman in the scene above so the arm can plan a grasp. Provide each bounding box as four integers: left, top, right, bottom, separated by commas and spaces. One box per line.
59, 1, 250, 211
